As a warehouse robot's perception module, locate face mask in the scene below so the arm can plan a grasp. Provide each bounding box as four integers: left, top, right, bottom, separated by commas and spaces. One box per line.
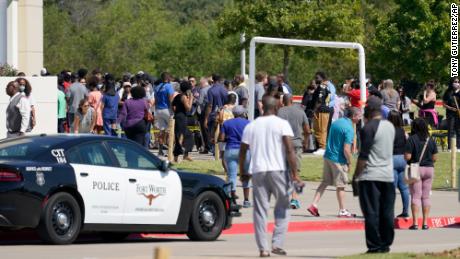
97, 83, 103, 89
453, 83, 459, 89
19, 85, 25, 92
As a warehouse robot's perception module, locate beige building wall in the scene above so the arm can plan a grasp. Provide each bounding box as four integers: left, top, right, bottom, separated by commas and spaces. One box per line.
18, 0, 43, 75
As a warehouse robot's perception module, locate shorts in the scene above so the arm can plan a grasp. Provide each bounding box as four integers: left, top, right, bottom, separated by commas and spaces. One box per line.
321, 158, 349, 188
219, 142, 226, 152
155, 109, 171, 130
242, 179, 252, 189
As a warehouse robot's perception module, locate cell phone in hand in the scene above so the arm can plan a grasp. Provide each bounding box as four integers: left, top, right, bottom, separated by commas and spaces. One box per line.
294, 181, 304, 194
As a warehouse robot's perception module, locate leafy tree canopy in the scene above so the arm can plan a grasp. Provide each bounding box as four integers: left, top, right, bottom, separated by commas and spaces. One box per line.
43, 0, 453, 94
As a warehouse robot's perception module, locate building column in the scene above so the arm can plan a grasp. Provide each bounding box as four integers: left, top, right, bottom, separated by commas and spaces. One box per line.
0, 0, 9, 65
18, 0, 43, 75
7, 0, 18, 68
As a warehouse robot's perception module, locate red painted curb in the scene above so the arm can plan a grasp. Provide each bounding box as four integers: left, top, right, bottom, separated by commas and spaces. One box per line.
139, 216, 460, 239
394, 216, 460, 229
1, 216, 459, 241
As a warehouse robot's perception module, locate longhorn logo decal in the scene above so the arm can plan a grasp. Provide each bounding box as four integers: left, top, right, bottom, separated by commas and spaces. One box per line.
139, 193, 161, 206
136, 184, 167, 206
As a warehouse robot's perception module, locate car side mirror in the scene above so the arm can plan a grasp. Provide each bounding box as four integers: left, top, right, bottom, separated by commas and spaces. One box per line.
160, 160, 171, 172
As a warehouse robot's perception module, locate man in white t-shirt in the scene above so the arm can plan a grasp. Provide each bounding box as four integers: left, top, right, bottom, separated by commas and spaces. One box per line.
239, 95, 303, 257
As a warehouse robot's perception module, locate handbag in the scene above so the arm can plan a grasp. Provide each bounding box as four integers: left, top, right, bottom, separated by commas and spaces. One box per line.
404, 137, 429, 184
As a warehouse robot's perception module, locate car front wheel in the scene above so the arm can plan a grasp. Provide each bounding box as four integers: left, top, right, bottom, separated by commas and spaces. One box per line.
37, 192, 82, 244
187, 191, 225, 241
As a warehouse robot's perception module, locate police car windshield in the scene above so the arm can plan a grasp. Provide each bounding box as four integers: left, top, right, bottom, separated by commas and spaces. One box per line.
0, 137, 64, 160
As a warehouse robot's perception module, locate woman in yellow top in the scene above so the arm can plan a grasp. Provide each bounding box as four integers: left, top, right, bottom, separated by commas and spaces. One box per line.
217, 93, 237, 175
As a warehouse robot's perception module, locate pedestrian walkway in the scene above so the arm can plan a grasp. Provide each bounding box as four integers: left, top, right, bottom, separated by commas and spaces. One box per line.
156, 149, 460, 229
232, 181, 460, 224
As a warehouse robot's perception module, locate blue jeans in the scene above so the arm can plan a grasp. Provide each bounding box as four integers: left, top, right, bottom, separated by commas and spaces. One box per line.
208, 117, 216, 154
224, 148, 251, 192
393, 155, 409, 214
68, 113, 75, 132
103, 118, 117, 136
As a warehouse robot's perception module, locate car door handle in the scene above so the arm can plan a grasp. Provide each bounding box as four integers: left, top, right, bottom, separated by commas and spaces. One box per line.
80, 172, 89, 177
129, 178, 137, 183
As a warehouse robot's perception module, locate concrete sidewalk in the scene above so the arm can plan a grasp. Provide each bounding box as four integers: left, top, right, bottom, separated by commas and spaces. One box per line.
232, 181, 460, 224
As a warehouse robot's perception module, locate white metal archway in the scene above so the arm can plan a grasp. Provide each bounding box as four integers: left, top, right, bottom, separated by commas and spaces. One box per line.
248, 37, 367, 120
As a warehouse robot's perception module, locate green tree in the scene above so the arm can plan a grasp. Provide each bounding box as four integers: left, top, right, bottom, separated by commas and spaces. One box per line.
80, 0, 175, 75
217, 0, 365, 82
163, 0, 230, 24
150, 22, 240, 78
0, 63, 18, 76
370, 0, 452, 83
44, 3, 75, 72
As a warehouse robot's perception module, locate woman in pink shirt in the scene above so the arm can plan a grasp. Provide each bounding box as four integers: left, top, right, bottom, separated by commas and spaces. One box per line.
87, 77, 103, 133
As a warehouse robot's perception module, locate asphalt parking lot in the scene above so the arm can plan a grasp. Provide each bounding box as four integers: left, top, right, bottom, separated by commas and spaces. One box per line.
1, 228, 459, 259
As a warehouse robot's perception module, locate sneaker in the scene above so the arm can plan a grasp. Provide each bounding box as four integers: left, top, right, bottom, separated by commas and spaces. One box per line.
396, 213, 409, 218
313, 148, 325, 156
259, 251, 270, 257
271, 248, 287, 256
307, 205, 320, 217
366, 248, 390, 254
290, 199, 300, 209
409, 225, 418, 230
338, 209, 356, 218
243, 200, 252, 208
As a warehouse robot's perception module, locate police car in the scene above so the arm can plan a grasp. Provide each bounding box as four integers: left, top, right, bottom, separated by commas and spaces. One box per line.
0, 135, 240, 244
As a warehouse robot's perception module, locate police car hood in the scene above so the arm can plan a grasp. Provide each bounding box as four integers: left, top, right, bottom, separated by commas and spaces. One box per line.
175, 170, 226, 186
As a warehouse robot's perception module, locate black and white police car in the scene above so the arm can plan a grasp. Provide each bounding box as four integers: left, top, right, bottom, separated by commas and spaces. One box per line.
0, 134, 240, 244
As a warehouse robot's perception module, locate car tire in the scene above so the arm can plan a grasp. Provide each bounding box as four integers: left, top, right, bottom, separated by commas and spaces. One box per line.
187, 191, 225, 241
99, 232, 130, 242
37, 192, 82, 245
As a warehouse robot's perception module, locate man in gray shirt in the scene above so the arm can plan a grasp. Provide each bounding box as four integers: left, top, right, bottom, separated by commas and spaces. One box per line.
277, 94, 311, 209
254, 72, 267, 118
66, 69, 88, 132
197, 77, 211, 153
232, 74, 249, 107
380, 79, 400, 111
353, 96, 395, 254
